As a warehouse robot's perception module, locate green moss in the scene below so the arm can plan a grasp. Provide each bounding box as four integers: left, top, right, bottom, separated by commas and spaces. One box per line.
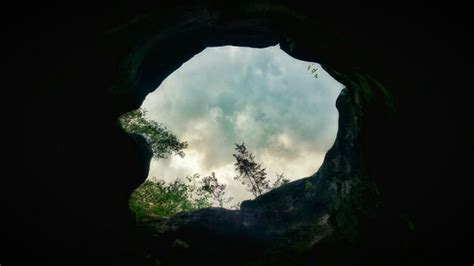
330, 172, 380, 244
304, 180, 313, 191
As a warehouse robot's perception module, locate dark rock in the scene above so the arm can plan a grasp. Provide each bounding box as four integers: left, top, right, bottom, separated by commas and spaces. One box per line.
139, 87, 378, 265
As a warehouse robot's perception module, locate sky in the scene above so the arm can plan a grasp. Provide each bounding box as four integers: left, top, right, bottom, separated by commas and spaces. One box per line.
141, 45, 344, 205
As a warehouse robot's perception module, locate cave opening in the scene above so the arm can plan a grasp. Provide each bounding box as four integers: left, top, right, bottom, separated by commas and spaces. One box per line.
121, 44, 344, 221
106, 4, 386, 264
14, 1, 446, 265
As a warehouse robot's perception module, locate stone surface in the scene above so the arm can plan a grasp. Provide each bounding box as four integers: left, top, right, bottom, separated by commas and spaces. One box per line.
138, 87, 379, 265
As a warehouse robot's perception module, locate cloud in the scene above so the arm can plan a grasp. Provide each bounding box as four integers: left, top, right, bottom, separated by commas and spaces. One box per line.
141, 45, 344, 203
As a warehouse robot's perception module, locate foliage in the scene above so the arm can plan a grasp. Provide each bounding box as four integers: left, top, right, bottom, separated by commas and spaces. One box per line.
233, 142, 271, 197
130, 172, 236, 222
233, 143, 291, 197
307, 64, 319, 78
185, 172, 233, 208
119, 108, 188, 159
200, 172, 233, 208
129, 177, 212, 222
125, 114, 295, 221
272, 173, 290, 188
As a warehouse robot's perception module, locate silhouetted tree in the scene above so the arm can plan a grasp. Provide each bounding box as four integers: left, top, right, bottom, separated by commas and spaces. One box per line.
200, 172, 233, 208
119, 108, 188, 159
124, 110, 292, 218
233, 142, 271, 197
272, 172, 290, 188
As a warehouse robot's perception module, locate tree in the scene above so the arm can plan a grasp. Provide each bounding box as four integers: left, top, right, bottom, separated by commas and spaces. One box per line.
233, 142, 271, 197
129, 172, 235, 222
272, 172, 290, 188
123, 109, 291, 218
200, 172, 233, 208
129, 176, 212, 222
119, 108, 188, 159
122, 108, 236, 221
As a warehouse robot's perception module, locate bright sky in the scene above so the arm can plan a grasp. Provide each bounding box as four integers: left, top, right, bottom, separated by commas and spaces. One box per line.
141, 45, 344, 205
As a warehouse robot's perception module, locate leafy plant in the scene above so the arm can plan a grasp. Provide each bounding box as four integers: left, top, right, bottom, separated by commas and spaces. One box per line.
119, 108, 188, 159
233, 142, 271, 197
200, 172, 233, 208
273, 173, 290, 188
125, 111, 295, 221
129, 177, 212, 222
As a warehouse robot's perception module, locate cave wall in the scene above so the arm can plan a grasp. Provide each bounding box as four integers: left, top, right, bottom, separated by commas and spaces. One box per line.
11, 1, 474, 265
138, 86, 380, 266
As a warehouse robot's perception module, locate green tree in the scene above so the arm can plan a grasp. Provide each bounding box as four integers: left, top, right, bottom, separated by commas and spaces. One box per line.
129, 176, 212, 222
121, 108, 222, 222
119, 108, 188, 159
123, 109, 291, 219
233, 142, 271, 197
272, 172, 290, 188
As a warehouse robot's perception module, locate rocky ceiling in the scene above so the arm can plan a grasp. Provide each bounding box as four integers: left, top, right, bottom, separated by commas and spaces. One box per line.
11, 1, 473, 266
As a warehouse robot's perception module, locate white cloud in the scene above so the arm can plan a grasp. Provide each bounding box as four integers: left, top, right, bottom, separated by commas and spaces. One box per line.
141, 45, 344, 204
